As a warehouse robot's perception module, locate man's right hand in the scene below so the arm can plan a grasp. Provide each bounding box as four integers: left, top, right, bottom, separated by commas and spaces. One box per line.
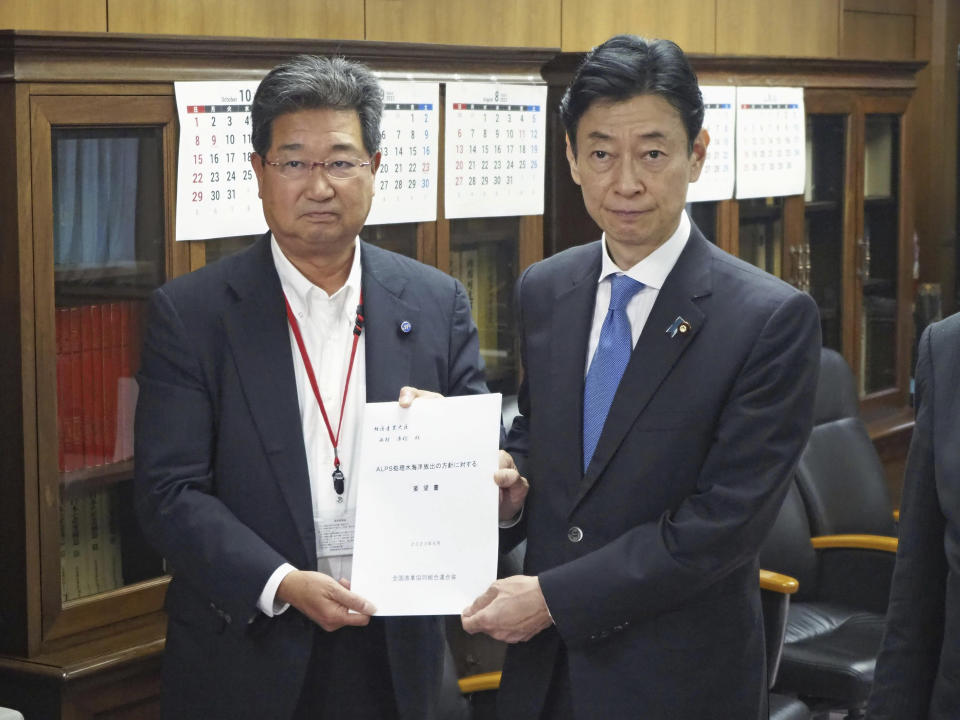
276, 570, 376, 631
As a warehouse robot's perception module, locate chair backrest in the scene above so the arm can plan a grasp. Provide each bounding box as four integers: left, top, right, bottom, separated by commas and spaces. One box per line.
759, 482, 819, 602
794, 348, 895, 537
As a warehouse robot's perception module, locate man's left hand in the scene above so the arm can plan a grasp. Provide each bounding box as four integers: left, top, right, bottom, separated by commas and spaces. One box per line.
496, 450, 528, 522
461, 575, 553, 643
398, 385, 443, 407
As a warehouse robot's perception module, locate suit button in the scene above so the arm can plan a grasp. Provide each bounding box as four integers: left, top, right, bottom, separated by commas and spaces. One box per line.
567, 526, 583, 543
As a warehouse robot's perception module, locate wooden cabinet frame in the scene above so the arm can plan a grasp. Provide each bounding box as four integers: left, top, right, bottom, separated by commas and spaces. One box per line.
0, 29, 556, 719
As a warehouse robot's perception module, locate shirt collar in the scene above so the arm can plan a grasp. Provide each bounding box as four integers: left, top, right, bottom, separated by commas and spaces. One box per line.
271, 235, 362, 324
598, 209, 690, 290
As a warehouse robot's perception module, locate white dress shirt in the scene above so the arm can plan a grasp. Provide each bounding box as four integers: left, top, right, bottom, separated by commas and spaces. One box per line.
585, 210, 691, 375
257, 236, 366, 616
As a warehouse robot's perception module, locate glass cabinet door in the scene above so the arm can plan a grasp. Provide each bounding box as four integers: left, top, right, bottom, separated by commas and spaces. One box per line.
687, 201, 718, 242
738, 197, 784, 276
859, 113, 901, 396
804, 113, 849, 353
53, 125, 167, 603
31, 94, 183, 640
448, 217, 519, 395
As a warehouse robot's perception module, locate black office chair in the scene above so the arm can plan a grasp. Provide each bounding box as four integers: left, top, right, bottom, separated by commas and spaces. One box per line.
761, 569, 814, 720
760, 475, 894, 720
759, 348, 900, 719
793, 348, 898, 614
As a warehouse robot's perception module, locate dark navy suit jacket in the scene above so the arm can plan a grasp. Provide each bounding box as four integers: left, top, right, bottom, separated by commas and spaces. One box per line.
134, 234, 487, 720
497, 225, 821, 719
868, 312, 960, 719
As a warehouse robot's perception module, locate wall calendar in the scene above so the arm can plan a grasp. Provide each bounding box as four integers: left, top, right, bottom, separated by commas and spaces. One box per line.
366, 81, 440, 225
687, 85, 736, 203
735, 86, 806, 199
175, 80, 443, 240
444, 83, 548, 219
174, 81, 266, 241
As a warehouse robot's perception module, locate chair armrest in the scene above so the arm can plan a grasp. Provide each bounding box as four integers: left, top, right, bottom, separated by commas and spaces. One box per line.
458, 671, 502, 694
810, 534, 898, 553
759, 569, 799, 595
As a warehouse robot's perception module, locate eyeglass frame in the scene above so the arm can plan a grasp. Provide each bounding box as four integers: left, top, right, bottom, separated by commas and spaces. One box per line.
259, 155, 375, 181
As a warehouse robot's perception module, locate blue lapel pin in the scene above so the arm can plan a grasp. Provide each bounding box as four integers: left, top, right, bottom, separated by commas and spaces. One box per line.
399, 320, 412, 335
666, 316, 692, 338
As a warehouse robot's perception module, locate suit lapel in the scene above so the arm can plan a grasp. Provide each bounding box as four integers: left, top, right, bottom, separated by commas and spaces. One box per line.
359, 242, 420, 402
546, 244, 602, 501
222, 235, 315, 565
574, 229, 713, 512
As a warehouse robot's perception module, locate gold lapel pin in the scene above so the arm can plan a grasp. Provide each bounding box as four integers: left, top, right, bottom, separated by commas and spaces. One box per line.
666, 316, 692, 338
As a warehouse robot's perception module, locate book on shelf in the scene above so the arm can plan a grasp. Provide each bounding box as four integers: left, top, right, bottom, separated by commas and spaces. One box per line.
459, 245, 482, 347
59, 487, 125, 601
56, 299, 143, 472
68, 308, 82, 471
864, 121, 893, 198
59, 495, 69, 602
86, 489, 107, 594
106, 488, 124, 588
63, 495, 88, 600
56, 308, 68, 473
80, 305, 103, 468
103, 302, 119, 463
478, 243, 501, 376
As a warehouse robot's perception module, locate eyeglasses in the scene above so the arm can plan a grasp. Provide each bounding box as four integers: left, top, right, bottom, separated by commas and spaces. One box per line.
262, 156, 373, 181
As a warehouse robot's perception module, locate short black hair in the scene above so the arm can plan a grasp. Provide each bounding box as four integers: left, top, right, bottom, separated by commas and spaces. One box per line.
560, 35, 704, 154
251, 55, 383, 158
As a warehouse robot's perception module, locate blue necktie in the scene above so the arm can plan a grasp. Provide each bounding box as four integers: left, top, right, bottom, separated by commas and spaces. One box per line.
583, 274, 644, 472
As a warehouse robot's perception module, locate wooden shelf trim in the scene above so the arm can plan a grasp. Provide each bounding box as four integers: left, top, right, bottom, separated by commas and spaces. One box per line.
0, 30, 558, 83
543, 52, 925, 91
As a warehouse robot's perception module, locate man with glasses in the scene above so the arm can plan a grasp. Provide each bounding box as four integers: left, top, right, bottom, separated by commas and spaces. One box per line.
134, 55, 488, 720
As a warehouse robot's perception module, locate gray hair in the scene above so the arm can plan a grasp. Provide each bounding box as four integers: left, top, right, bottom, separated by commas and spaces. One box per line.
251, 55, 384, 158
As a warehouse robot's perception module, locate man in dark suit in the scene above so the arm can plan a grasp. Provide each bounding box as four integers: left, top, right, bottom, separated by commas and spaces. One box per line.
134, 55, 487, 720
462, 35, 821, 719
867, 311, 960, 719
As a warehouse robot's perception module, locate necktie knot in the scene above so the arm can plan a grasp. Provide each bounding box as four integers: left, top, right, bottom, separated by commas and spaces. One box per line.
608, 274, 644, 311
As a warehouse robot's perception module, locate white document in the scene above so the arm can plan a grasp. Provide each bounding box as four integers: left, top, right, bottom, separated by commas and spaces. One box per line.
366, 81, 440, 226
735, 86, 806, 199
351, 393, 501, 615
687, 85, 736, 203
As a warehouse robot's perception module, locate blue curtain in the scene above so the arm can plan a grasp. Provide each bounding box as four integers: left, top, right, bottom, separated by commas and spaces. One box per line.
53, 136, 140, 268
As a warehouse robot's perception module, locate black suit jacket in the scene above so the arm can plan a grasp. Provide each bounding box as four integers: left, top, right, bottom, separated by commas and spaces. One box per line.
867, 312, 960, 719
498, 226, 821, 719
134, 234, 487, 720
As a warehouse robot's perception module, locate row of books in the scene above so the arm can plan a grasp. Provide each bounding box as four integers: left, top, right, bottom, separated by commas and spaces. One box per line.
55, 300, 144, 473
60, 487, 124, 601
451, 243, 510, 378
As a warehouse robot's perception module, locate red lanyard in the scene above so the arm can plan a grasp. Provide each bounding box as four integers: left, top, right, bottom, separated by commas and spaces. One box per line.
283, 290, 364, 496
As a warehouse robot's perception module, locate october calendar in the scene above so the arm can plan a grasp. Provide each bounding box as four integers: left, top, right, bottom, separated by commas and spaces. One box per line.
444, 83, 548, 219
174, 81, 266, 241
735, 86, 806, 200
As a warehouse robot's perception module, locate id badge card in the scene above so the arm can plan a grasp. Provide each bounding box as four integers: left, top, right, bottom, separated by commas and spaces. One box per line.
316, 512, 356, 558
